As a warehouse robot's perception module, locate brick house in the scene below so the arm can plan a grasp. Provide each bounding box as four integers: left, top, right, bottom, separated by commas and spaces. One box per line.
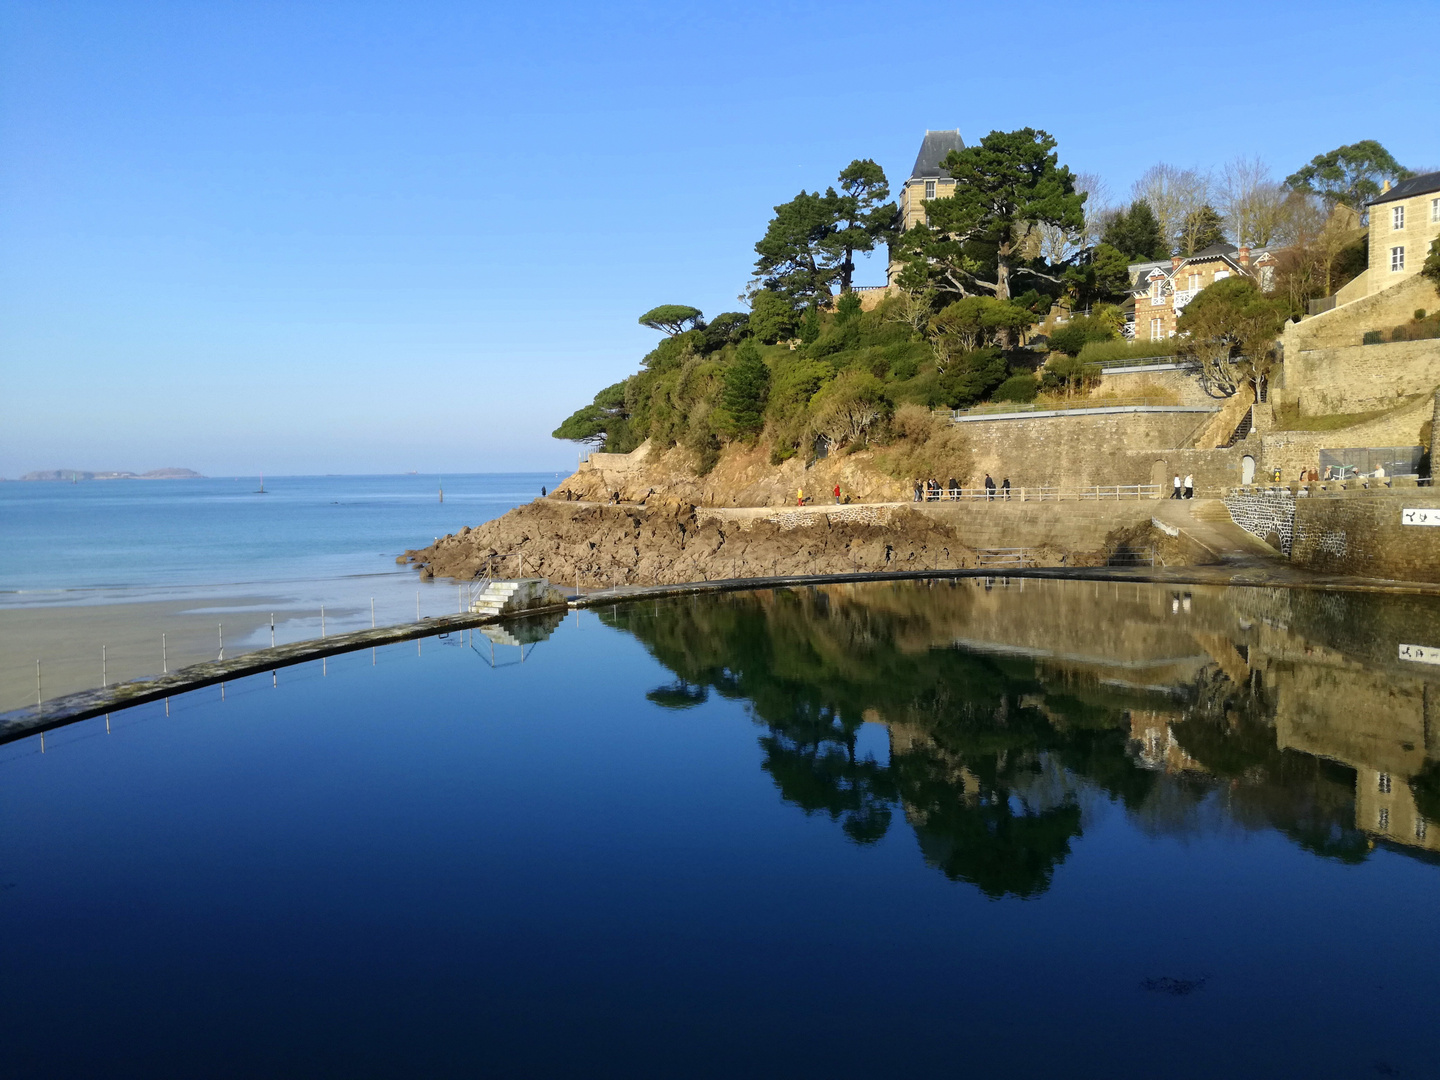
1124, 243, 1279, 342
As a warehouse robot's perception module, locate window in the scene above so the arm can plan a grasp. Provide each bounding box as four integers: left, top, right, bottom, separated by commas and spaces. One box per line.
1213, 270, 1230, 282
1417, 818, 1428, 841
1378, 772, 1392, 793
1188, 273, 1200, 291
1393, 205, 1405, 230
1391, 246, 1406, 272
1150, 317, 1162, 340
1150, 279, 1162, 303
1378, 807, 1390, 831
1432, 197, 1439, 223
924, 180, 936, 200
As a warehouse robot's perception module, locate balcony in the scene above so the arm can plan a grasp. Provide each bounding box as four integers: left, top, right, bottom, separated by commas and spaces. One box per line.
1171, 288, 1197, 313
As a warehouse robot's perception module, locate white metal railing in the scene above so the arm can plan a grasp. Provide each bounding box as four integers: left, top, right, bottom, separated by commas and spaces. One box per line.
911, 484, 1162, 502
1172, 288, 1197, 313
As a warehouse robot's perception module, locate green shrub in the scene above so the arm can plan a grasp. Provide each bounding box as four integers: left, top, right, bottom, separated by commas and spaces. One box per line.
1363, 330, 1384, 345
1076, 337, 1183, 364
994, 373, 1039, 403
1416, 309, 1428, 321
1048, 314, 1114, 357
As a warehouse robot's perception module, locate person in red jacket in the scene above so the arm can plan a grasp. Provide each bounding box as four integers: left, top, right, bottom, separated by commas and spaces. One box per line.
833, 483, 841, 505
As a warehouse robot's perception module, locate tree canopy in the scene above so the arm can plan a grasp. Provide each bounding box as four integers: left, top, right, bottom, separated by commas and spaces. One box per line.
1176, 276, 1287, 398
891, 128, 1085, 301
638, 304, 704, 336
551, 381, 631, 446
1101, 199, 1167, 261
751, 160, 897, 307
1284, 140, 1412, 213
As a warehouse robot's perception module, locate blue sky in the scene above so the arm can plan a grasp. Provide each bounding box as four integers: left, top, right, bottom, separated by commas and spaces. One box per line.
2, 0, 1436, 477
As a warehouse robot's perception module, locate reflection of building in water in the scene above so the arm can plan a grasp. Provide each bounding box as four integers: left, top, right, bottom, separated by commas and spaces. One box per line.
1357, 767, 1437, 851
1129, 710, 1205, 774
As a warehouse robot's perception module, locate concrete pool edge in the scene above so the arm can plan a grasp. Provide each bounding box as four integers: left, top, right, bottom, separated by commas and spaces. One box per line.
5, 564, 1439, 745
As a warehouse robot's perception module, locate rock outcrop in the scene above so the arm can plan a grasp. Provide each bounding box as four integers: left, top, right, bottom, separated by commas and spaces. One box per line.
401, 500, 981, 588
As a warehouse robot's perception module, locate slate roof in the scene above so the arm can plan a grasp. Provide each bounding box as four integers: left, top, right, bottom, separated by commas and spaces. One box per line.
1368, 171, 1440, 206
909, 130, 965, 180
1188, 242, 1239, 260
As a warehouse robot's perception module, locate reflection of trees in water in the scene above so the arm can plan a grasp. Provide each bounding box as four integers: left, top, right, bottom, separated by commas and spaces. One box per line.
604, 585, 1381, 895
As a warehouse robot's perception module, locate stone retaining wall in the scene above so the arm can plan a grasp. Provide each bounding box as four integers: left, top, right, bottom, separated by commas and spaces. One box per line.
1223, 490, 1440, 581
1277, 339, 1440, 417
1224, 492, 1297, 553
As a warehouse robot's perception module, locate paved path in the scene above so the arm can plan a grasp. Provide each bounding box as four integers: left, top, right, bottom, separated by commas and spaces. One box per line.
1151, 498, 1279, 564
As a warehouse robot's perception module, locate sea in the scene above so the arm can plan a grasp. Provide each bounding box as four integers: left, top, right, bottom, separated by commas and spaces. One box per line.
0, 472, 560, 605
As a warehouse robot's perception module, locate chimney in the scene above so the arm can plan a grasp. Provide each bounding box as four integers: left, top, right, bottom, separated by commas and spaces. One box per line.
1238, 245, 1251, 268
1382, 179, 1392, 194
1171, 255, 1182, 270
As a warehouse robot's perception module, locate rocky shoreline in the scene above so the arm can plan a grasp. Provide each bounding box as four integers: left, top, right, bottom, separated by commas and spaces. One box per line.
401, 500, 985, 587
398, 497, 1152, 588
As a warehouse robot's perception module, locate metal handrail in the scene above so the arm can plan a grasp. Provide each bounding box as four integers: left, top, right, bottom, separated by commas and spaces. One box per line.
912, 484, 1162, 502
952, 396, 1185, 417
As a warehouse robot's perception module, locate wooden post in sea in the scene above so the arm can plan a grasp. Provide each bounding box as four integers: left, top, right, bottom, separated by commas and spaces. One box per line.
102, 645, 107, 688
321, 606, 326, 638
218, 623, 224, 661
163, 632, 167, 673
270, 614, 275, 647
371, 598, 375, 628
36, 660, 41, 714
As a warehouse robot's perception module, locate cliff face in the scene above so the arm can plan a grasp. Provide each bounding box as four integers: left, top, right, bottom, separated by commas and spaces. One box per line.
402, 499, 981, 588
555, 440, 914, 507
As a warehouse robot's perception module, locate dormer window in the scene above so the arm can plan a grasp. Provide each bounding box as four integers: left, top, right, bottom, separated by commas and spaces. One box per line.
924, 180, 936, 199
1393, 205, 1405, 230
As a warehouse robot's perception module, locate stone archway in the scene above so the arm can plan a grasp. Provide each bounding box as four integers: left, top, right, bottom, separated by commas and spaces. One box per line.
1241, 455, 1256, 484
1151, 459, 1169, 498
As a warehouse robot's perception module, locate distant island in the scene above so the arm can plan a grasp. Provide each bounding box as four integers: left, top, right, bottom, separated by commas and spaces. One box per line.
19, 468, 205, 481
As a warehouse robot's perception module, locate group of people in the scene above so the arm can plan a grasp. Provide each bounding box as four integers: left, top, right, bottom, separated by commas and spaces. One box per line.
910, 475, 1011, 501
1170, 474, 1195, 499
794, 484, 848, 506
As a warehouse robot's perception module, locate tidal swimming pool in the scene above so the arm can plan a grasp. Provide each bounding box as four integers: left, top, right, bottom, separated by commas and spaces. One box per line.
3, 578, 1439, 1078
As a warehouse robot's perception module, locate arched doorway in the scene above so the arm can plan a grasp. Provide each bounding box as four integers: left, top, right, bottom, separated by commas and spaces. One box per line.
1242, 455, 1256, 484
1150, 460, 1168, 498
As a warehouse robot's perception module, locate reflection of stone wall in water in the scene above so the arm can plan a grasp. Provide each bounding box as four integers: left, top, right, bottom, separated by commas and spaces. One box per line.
604, 580, 1440, 880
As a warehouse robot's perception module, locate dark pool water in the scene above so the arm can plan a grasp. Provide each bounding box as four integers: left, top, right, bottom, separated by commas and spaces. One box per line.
3, 579, 1440, 1078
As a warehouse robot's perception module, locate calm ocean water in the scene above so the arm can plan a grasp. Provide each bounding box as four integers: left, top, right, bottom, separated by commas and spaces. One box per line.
3, 579, 1439, 1076
0, 473, 559, 603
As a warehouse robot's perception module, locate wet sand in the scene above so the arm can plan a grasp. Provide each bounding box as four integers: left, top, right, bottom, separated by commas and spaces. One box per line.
0, 597, 298, 712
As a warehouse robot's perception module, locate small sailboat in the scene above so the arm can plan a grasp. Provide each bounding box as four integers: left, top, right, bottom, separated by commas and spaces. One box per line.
256, 473, 267, 494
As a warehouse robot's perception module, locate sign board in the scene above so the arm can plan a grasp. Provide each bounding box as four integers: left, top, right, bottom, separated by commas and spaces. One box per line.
1401, 508, 1440, 527
1399, 643, 1440, 666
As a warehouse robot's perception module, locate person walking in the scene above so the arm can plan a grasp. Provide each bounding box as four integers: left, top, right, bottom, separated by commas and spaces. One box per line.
1001, 477, 1011, 500
947, 477, 958, 500
984, 474, 996, 501
833, 483, 841, 505
1183, 474, 1194, 499
1171, 475, 1182, 499
797, 487, 804, 507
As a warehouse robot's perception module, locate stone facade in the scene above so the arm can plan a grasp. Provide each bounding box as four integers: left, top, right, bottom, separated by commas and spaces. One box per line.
888, 129, 964, 287
1365, 172, 1440, 297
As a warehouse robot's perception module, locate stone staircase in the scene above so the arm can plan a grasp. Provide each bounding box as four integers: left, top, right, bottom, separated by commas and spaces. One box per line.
469, 578, 566, 618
